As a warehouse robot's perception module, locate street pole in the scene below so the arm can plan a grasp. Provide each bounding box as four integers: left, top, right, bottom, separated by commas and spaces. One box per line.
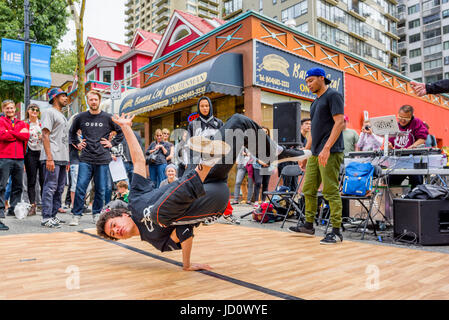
24, 0, 31, 109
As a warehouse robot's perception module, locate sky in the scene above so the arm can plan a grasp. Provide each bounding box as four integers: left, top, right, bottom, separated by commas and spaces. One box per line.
58, 0, 126, 50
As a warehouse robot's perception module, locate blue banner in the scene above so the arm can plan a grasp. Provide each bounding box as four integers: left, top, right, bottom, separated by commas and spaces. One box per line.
1, 38, 25, 82
30, 43, 52, 87
254, 41, 344, 100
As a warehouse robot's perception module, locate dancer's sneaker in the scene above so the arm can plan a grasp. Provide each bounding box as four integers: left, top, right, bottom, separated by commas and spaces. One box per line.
277, 147, 312, 164
187, 136, 230, 166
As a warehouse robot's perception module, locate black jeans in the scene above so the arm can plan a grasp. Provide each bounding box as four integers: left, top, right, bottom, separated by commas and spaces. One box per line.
252, 168, 271, 202
0, 158, 24, 215
24, 149, 44, 204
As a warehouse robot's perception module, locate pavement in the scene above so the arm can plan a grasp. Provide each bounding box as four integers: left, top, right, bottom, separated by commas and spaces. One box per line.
1, 201, 449, 256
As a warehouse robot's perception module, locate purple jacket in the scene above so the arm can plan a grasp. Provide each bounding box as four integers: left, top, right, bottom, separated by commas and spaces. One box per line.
389, 117, 428, 149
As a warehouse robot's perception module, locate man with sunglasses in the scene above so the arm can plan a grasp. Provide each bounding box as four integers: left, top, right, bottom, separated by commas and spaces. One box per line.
388, 105, 428, 189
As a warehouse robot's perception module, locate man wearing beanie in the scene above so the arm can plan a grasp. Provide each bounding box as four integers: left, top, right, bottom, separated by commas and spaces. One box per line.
288, 67, 345, 245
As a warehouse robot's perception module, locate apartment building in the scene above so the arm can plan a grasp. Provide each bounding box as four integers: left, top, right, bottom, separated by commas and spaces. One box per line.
223, 0, 400, 71
125, 0, 221, 43
398, 0, 449, 83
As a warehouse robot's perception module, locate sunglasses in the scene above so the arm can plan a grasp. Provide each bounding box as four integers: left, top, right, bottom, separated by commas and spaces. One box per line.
29, 107, 40, 112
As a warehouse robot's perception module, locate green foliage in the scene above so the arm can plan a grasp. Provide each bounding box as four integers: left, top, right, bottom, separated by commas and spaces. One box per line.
51, 48, 77, 75
0, 0, 70, 102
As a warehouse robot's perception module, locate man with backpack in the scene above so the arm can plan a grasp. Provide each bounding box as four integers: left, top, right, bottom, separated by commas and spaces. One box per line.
288, 68, 346, 245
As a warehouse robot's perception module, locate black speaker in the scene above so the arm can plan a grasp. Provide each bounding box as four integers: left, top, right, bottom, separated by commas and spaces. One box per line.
393, 199, 449, 245
273, 101, 301, 146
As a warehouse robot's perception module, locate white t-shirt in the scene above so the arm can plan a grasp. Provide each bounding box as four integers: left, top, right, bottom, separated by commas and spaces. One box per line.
39, 107, 69, 162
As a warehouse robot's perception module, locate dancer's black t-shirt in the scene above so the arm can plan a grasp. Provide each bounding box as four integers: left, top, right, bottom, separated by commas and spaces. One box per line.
129, 173, 194, 252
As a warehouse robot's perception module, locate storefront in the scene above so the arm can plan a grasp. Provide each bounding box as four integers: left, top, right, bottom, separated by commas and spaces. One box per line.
120, 9, 449, 194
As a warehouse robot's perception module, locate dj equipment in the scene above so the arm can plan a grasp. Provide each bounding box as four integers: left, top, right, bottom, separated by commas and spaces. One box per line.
273, 101, 301, 146
389, 148, 441, 156
347, 148, 441, 158
393, 198, 449, 245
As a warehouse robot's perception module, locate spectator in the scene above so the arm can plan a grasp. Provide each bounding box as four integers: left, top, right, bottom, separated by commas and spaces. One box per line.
423, 122, 437, 148
40, 88, 70, 228
23, 103, 44, 216
69, 90, 124, 226
0, 100, 29, 230
288, 67, 346, 244
342, 115, 359, 155
145, 129, 170, 188
162, 128, 175, 165
187, 96, 223, 166
252, 126, 276, 206
174, 130, 189, 178
300, 118, 311, 148
159, 164, 178, 187
356, 119, 383, 151
231, 147, 254, 205
114, 180, 129, 203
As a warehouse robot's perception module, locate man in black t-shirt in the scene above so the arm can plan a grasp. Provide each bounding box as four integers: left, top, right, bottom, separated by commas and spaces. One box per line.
96, 113, 311, 271
288, 68, 345, 245
69, 91, 124, 226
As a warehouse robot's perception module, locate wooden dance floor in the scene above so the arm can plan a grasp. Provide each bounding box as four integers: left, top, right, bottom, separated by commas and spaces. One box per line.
1, 224, 449, 300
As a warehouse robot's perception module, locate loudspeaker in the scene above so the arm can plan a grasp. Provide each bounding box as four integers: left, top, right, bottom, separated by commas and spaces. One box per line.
393, 199, 449, 245
273, 101, 301, 146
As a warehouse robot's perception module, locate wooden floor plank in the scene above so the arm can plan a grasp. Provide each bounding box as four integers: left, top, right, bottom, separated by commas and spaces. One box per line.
1, 224, 449, 299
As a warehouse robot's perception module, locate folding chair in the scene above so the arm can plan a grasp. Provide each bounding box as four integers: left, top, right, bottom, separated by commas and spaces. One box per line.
260, 164, 305, 228
339, 164, 385, 240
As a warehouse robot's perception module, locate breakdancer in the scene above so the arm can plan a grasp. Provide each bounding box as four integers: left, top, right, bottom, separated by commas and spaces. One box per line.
97, 113, 311, 271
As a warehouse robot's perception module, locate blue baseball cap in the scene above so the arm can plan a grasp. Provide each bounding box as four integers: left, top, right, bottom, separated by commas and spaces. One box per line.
305, 67, 331, 85
48, 87, 67, 104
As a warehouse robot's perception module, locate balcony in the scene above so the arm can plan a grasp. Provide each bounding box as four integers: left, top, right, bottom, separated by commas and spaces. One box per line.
224, 8, 243, 20
424, 36, 442, 47
385, 31, 400, 40
397, 27, 405, 35
423, 6, 440, 17
155, 4, 169, 15
155, 20, 168, 33
155, 12, 170, 23
155, 0, 168, 7
125, 0, 133, 7
198, 1, 209, 11
348, 9, 366, 22
397, 12, 406, 22
423, 21, 441, 33
324, 0, 339, 5
125, 15, 134, 23
425, 67, 443, 77
424, 52, 443, 61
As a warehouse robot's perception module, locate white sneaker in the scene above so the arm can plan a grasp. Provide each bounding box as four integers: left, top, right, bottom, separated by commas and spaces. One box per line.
69, 215, 80, 226
187, 136, 230, 165
92, 214, 99, 225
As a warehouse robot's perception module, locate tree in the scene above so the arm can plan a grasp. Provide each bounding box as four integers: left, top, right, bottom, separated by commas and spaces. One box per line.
67, 0, 87, 111
0, 0, 70, 102
51, 48, 77, 75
